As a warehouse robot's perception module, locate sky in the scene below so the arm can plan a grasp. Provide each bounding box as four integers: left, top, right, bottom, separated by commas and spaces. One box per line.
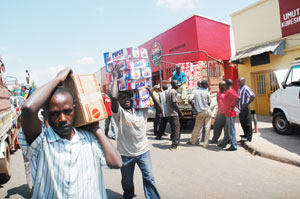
0, 0, 259, 86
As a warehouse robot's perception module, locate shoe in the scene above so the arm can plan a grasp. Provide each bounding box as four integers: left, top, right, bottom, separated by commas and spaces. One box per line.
225, 147, 237, 151
186, 141, 193, 145
247, 137, 252, 142
169, 146, 180, 151
239, 135, 247, 138
111, 136, 116, 140
203, 143, 209, 148
163, 133, 168, 136
155, 136, 162, 140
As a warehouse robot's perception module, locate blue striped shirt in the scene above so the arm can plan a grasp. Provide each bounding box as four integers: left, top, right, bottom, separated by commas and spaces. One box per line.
238, 85, 255, 109
18, 125, 108, 199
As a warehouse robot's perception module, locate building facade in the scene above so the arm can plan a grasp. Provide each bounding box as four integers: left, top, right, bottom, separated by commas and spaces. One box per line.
231, 0, 300, 115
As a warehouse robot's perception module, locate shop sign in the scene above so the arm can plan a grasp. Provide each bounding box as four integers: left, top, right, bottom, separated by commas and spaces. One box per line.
150, 41, 162, 67
279, 0, 300, 37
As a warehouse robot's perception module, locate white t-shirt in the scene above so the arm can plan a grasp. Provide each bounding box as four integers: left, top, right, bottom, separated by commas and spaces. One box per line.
113, 105, 149, 157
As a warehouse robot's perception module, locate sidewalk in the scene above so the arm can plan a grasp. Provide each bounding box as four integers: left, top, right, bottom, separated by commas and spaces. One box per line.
236, 115, 300, 167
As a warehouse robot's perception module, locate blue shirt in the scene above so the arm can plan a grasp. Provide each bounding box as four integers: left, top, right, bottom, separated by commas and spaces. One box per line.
172, 71, 187, 85
18, 125, 108, 199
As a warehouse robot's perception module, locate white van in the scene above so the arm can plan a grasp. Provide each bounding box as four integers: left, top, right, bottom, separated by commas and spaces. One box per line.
270, 60, 300, 135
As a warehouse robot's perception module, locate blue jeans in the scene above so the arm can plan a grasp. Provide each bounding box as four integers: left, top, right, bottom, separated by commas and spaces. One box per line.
104, 116, 115, 138
226, 117, 237, 149
121, 151, 160, 199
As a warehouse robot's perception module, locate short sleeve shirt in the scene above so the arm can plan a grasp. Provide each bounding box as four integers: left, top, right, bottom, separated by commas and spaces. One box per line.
217, 91, 226, 114
166, 88, 179, 117
172, 71, 187, 85
18, 126, 107, 199
191, 88, 210, 113
112, 105, 149, 157
224, 88, 239, 117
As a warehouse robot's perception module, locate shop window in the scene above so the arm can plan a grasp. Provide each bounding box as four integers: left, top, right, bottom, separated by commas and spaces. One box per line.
250, 52, 270, 66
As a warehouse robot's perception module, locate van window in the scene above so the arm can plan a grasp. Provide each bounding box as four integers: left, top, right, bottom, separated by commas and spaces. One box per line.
286, 65, 300, 87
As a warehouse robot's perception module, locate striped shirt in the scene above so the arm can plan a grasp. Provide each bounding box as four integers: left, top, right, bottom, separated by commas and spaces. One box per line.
238, 85, 255, 109
159, 90, 168, 117
18, 125, 108, 199
191, 87, 211, 113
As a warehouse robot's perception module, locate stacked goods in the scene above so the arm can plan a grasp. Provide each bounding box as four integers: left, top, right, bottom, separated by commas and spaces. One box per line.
177, 62, 194, 89
63, 74, 107, 127
104, 47, 152, 108
0, 85, 11, 113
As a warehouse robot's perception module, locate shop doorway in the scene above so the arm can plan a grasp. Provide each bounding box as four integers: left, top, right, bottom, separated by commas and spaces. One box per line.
252, 70, 279, 115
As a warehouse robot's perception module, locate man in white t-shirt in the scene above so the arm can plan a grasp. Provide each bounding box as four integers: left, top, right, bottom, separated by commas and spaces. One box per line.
110, 67, 162, 199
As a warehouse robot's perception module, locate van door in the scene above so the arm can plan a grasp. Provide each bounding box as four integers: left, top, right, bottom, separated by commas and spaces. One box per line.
282, 65, 300, 124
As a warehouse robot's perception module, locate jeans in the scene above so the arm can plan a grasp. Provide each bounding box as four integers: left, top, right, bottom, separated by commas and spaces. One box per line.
121, 151, 160, 199
105, 116, 116, 138
226, 117, 237, 149
189, 111, 211, 147
212, 114, 226, 142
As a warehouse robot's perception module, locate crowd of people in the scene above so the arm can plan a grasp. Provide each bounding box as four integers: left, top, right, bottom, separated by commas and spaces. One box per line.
14, 66, 256, 199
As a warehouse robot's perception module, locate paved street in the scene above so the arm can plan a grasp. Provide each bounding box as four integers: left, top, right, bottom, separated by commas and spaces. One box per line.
1, 120, 300, 199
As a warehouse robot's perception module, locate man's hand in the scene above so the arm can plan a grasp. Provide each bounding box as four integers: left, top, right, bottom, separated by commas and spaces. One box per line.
80, 122, 101, 134
56, 68, 72, 85
179, 110, 184, 117
111, 64, 118, 79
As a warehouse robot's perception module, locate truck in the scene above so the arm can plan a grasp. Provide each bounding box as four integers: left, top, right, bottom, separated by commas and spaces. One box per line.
159, 51, 223, 122
0, 60, 18, 184
270, 60, 300, 135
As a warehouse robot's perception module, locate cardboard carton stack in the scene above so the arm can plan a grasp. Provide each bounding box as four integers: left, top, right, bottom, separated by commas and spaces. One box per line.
104, 47, 153, 109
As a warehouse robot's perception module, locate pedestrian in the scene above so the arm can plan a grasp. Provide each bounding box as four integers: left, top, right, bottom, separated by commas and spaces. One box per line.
18, 68, 122, 199
171, 65, 188, 103
166, 80, 183, 150
211, 81, 226, 144
110, 67, 162, 199
155, 84, 169, 140
219, 79, 240, 151
186, 80, 211, 148
238, 77, 255, 142
103, 89, 116, 140
153, 85, 162, 136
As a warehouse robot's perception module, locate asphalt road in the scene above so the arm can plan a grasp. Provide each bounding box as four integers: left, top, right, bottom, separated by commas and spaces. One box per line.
1, 120, 300, 199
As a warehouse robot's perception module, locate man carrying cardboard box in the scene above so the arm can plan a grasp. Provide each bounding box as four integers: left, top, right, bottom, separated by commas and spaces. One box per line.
110, 67, 162, 199
18, 68, 122, 199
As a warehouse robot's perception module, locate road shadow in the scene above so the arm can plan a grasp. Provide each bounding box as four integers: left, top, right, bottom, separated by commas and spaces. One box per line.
4, 184, 31, 199
106, 189, 122, 199
259, 127, 300, 155
152, 142, 172, 150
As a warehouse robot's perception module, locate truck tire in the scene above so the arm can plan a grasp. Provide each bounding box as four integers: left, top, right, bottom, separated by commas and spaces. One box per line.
272, 112, 294, 135
0, 142, 12, 184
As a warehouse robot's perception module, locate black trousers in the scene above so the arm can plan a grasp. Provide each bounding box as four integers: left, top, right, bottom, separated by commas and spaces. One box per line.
156, 117, 169, 138
153, 113, 162, 135
169, 116, 181, 147
239, 106, 253, 139
212, 114, 226, 142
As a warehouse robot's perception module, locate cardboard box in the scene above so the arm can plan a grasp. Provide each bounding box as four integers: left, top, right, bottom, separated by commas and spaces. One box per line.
63, 74, 107, 127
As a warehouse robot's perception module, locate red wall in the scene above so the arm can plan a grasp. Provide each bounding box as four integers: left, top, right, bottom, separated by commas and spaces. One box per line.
139, 15, 232, 80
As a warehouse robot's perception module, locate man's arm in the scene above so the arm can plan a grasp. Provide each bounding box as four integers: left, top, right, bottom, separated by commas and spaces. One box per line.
82, 122, 122, 169
110, 67, 119, 113
21, 68, 72, 145
147, 86, 163, 114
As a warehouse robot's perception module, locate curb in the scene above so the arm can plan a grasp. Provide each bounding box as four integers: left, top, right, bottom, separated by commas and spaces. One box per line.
240, 141, 300, 168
